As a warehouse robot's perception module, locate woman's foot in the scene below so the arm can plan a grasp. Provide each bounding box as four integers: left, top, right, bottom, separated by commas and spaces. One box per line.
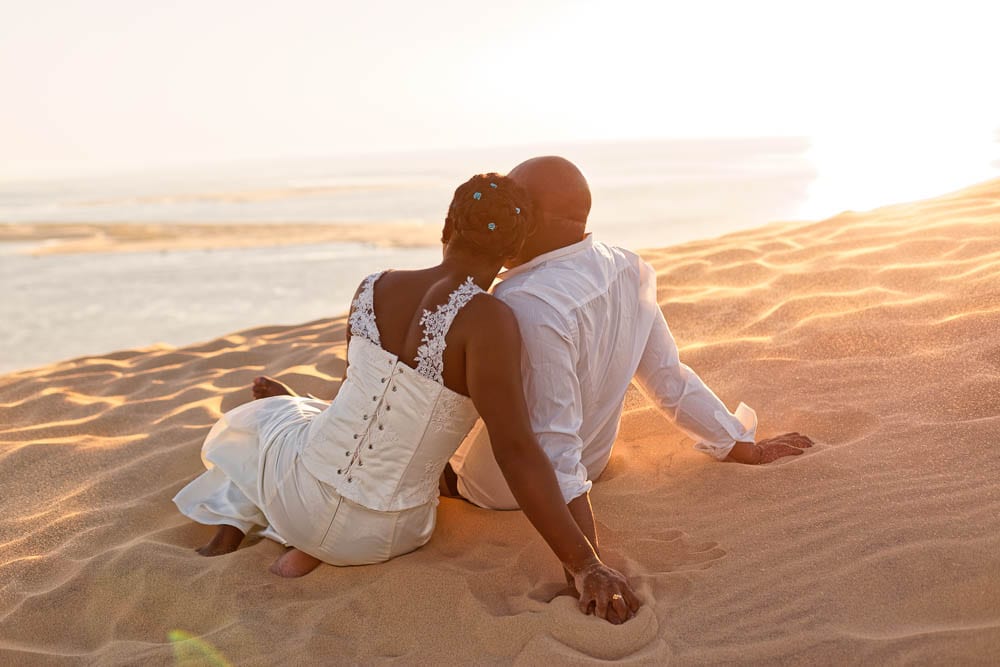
252, 376, 297, 400
269, 548, 322, 578
196, 525, 246, 556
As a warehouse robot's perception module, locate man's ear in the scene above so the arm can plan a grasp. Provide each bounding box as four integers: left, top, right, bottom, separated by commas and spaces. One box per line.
523, 214, 540, 240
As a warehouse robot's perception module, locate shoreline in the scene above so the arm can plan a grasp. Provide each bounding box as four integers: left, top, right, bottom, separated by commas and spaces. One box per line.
0, 221, 441, 256
4, 177, 1000, 378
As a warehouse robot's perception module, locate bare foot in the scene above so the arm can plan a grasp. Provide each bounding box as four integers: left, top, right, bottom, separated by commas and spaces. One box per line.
269, 548, 322, 578
252, 376, 297, 400
196, 525, 246, 556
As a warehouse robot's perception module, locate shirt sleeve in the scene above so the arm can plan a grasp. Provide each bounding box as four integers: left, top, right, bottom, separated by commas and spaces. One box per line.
633, 298, 757, 460
501, 290, 593, 504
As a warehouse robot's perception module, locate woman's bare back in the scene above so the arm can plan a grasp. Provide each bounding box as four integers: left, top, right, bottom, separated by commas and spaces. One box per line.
366, 268, 494, 397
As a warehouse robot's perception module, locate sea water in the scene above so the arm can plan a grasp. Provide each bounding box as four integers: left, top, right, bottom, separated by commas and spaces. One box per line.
1, 138, 995, 373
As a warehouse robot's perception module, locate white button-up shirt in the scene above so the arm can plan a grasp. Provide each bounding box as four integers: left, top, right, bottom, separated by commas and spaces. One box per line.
450, 235, 757, 509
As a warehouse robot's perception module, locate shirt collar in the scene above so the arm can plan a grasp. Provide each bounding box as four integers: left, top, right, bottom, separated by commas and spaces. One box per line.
497, 234, 595, 282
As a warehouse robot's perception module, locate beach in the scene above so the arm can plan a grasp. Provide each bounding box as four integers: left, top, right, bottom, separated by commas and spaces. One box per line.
1, 178, 999, 664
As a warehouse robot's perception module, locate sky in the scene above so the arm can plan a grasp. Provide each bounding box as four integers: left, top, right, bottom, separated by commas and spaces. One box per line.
2, 0, 999, 205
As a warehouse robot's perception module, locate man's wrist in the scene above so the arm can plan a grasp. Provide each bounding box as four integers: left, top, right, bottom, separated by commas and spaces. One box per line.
727, 441, 762, 464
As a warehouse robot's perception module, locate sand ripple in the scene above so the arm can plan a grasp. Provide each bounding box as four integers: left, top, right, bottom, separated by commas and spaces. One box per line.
2, 179, 999, 664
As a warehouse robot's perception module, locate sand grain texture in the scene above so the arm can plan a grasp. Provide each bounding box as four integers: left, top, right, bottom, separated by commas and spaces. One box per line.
2, 180, 999, 665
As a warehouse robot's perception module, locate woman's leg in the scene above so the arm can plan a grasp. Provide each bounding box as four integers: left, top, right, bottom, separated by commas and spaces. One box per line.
175, 468, 265, 555
196, 378, 304, 556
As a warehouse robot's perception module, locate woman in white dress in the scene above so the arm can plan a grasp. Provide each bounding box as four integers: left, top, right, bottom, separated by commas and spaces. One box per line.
173, 173, 640, 624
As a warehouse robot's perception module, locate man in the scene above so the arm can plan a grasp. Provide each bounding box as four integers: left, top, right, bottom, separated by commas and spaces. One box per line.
444, 156, 812, 557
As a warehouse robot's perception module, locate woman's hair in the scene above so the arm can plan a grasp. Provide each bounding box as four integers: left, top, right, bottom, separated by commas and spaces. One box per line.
443, 173, 531, 259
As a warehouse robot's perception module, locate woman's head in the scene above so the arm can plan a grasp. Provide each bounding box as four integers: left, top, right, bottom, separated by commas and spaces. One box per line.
441, 173, 531, 261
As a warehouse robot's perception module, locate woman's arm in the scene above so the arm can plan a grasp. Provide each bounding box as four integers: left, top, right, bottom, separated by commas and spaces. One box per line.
463, 298, 641, 624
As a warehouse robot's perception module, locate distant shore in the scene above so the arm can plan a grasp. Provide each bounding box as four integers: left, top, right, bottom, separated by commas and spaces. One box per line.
0, 222, 441, 255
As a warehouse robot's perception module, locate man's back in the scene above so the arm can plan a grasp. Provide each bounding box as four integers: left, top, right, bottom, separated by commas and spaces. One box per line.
451, 234, 661, 509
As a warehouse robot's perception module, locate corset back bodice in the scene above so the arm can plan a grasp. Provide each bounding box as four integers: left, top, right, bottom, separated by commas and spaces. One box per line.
300, 272, 484, 511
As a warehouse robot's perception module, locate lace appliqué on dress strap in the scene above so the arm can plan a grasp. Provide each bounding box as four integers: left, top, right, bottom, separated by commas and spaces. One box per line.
349, 271, 385, 345
414, 276, 484, 383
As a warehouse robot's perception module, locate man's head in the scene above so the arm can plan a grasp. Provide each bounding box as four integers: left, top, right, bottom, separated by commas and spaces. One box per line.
505, 156, 591, 268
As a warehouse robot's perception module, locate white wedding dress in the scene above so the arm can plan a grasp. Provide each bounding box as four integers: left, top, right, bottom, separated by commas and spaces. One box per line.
173, 272, 485, 565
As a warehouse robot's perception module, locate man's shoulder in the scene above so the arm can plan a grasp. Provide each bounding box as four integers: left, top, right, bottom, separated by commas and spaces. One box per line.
496, 241, 644, 310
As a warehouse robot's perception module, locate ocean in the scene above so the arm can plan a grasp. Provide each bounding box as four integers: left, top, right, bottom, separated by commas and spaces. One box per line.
0, 138, 819, 246
1, 138, 994, 373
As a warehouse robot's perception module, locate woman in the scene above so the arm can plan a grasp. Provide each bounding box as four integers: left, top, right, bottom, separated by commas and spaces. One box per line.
174, 173, 640, 624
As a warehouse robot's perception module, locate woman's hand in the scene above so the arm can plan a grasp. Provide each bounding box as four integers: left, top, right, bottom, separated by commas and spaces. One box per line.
572, 561, 642, 624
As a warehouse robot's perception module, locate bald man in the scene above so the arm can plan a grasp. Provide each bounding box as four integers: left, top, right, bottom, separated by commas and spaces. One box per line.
445, 156, 812, 559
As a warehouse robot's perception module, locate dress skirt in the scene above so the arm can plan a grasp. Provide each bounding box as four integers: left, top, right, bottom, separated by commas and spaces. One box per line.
173, 396, 437, 566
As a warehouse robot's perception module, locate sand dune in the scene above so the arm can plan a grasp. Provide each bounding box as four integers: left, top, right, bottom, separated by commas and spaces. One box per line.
1, 179, 999, 664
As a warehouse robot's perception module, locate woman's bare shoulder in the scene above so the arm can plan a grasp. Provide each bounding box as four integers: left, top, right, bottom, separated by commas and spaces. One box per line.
459, 292, 520, 340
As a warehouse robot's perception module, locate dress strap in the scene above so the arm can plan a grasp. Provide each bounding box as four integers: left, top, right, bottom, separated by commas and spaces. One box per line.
414, 277, 485, 383
349, 271, 386, 346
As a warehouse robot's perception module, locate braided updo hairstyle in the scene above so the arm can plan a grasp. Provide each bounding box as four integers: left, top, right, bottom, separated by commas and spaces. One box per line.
443, 173, 531, 259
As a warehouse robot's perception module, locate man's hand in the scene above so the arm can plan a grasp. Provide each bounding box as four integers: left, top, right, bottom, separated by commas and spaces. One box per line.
758, 432, 813, 462
572, 562, 642, 624
727, 433, 813, 464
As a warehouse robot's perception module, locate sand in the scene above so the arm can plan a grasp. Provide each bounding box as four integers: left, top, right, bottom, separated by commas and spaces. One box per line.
1, 179, 999, 665
0, 222, 439, 256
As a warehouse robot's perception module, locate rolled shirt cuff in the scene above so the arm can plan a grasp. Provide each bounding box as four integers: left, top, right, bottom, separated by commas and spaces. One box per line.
558, 475, 593, 505
692, 402, 758, 461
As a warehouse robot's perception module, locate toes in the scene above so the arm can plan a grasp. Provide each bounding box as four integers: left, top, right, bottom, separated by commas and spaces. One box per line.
252, 377, 274, 398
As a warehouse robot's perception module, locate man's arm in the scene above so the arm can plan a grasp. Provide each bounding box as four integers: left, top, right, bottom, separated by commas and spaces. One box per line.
634, 300, 811, 463
727, 434, 814, 464
500, 292, 597, 533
